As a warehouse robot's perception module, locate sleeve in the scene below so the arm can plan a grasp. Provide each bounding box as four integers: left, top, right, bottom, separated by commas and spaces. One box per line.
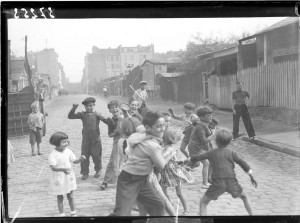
195, 125, 210, 144
48, 153, 57, 166
232, 151, 251, 173
245, 91, 250, 98
161, 146, 176, 163
178, 114, 185, 121
190, 152, 209, 163
68, 149, 76, 163
68, 107, 82, 119
107, 119, 115, 136
148, 143, 166, 170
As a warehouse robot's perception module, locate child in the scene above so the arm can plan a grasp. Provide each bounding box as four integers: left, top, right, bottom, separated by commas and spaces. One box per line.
208, 118, 218, 149
68, 97, 106, 180
232, 81, 256, 140
111, 111, 167, 216
127, 98, 143, 122
160, 129, 194, 216
168, 102, 196, 158
188, 106, 215, 188
28, 102, 45, 156
48, 131, 86, 217
184, 128, 257, 216
100, 100, 122, 190
162, 112, 171, 128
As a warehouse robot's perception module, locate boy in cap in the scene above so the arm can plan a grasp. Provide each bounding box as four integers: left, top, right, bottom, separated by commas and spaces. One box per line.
232, 81, 256, 140
68, 97, 107, 180
132, 81, 148, 109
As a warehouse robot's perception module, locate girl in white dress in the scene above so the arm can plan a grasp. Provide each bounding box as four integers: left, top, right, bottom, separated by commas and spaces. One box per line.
48, 132, 85, 217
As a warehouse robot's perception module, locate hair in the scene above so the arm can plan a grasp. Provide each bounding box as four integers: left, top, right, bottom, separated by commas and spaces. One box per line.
215, 128, 232, 147
142, 110, 163, 128
128, 97, 138, 105
196, 106, 213, 117
183, 102, 196, 111
107, 100, 120, 109
31, 102, 39, 109
49, 131, 69, 147
163, 129, 181, 145
211, 118, 219, 125
236, 81, 244, 85
119, 117, 141, 137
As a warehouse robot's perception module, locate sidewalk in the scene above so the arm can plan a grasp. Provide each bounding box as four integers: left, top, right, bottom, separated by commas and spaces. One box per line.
103, 94, 300, 158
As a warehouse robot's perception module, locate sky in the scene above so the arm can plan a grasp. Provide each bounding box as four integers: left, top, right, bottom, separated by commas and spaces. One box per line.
8, 17, 286, 82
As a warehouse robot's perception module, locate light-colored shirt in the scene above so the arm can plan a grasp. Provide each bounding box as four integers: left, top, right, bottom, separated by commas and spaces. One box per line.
133, 89, 148, 107
28, 112, 44, 131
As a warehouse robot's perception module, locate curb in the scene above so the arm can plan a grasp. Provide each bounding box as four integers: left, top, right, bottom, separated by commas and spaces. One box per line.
241, 136, 300, 158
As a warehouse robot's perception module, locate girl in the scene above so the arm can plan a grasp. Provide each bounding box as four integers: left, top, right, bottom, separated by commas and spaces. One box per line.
48, 132, 85, 217
160, 129, 194, 216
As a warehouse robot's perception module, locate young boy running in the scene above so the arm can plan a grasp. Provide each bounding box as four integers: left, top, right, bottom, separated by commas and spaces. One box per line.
68, 97, 106, 180
184, 128, 257, 216
168, 102, 196, 158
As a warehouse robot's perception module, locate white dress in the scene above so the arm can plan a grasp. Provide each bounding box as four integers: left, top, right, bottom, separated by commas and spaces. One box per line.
48, 148, 77, 195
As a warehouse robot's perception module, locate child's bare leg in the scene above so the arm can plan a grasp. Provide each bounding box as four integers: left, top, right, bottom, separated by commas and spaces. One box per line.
57, 195, 64, 214
208, 165, 212, 183
180, 141, 189, 158
175, 185, 188, 212
162, 186, 171, 201
239, 191, 253, 215
199, 195, 211, 216
37, 143, 41, 154
67, 191, 75, 212
201, 160, 209, 185
31, 144, 35, 155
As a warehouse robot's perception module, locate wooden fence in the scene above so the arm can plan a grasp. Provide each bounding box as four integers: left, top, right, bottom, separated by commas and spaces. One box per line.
208, 60, 299, 109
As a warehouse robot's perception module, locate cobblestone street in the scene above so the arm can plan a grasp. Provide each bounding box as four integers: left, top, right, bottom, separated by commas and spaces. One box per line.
7, 94, 300, 218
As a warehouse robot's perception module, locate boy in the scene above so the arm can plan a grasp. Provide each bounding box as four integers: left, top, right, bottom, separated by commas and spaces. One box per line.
162, 112, 171, 128
100, 100, 122, 190
184, 128, 257, 216
68, 97, 106, 180
168, 102, 196, 158
132, 81, 148, 109
28, 102, 45, 156
111, 110, 167, 216
232, 81, 256, 140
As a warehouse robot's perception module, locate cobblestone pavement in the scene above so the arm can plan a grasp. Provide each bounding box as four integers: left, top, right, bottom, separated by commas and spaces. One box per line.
7, 94, 300, 218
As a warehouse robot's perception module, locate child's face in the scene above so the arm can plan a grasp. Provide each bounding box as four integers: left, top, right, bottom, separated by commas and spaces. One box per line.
164, 116, 171, 128
109, 105, 120, 117
184, 108, 193, 116
84, 102, 95, 112
190, 114, 199, 123
146, 117, 166, 138
237, 83, 243, 91
58, 139, 69, 151
32, 106, 38, 113
200, 113, 213, 123
129, 101, 139, 113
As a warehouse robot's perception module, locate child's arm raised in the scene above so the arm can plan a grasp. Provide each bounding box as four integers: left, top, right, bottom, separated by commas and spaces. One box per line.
184, 152, 209, 166
168, 108, 183, 121
68, 104, 82, 119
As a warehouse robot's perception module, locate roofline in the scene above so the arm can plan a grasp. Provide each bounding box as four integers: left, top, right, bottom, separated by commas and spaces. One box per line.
199, 46, 238, 59
141, 60, 171, 66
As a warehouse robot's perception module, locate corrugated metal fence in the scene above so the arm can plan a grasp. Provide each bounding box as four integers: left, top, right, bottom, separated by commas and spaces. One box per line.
208, 60, 299, 109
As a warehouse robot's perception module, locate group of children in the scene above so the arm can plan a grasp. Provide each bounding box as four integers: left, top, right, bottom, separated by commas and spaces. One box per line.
26, 87, 257, 217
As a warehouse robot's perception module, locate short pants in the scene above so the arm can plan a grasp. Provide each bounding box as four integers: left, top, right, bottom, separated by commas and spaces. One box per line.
29, 128, 43, 144
205, 178, 243, 200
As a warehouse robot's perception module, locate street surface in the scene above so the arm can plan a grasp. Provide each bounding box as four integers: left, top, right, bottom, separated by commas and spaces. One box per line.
7, 94, 300, 217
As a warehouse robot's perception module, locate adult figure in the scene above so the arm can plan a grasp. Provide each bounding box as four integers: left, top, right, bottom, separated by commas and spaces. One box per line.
103, 86, 108, 98
232, 81, 256, 140
132, 81, 148, 109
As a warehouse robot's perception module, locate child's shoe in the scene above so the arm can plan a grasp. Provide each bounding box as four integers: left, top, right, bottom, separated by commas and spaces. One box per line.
94, 170, 101, 178
100, 182, 107, 190
201, 183, 211, 189
58, 213, 65, 217
82, 174, 89, 180
182, 211, 190, 216
70, 211, 77, 217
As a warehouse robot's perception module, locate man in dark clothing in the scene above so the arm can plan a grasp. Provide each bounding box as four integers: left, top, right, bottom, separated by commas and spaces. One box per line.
68, 97, 107, 180
232, 81, 256, 140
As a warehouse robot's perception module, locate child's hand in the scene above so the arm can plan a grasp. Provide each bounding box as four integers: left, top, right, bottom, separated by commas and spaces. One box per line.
183, 158, 193, 167
168, 108, 173, 114
63, 168, 71, 175
73, 104, 79, 109
250, 175, 257, 188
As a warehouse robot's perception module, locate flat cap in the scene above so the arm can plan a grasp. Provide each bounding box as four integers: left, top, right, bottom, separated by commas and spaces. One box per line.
82, 97, 96, 105
140, 81, 147, 85
120, 103, 130, 111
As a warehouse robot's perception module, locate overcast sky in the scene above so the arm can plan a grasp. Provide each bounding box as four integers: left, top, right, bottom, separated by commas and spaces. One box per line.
8, 17, 285, 82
